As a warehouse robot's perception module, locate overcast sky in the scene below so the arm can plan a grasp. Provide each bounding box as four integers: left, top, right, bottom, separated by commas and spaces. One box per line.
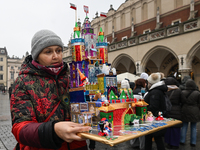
0, 0, 123, 58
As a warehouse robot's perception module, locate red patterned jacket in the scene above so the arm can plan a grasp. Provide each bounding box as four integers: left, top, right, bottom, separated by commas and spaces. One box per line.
10, 55, 87, 150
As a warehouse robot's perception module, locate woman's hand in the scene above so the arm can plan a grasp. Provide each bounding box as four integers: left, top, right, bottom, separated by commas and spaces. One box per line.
54, 121, 91, 143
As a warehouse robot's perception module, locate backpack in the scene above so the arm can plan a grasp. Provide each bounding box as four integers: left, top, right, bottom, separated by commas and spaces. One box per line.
163, 90, 174, 115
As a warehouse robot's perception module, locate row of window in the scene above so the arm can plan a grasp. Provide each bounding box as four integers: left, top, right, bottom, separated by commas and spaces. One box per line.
0, 66, 21, 71
0, 73, 14, 80
0, 75, 3, 80
10, 66, 21, 70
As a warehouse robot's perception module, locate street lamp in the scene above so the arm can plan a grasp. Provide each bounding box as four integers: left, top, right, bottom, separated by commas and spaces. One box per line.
136, 63, 139, 72
181, 57, 184, 65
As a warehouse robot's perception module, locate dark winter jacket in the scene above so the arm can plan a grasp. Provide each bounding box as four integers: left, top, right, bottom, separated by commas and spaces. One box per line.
10, 55, 87, 150
181, 79, 200, 122
133, 85, 143, 95
144, 81, 168, 117
164, 77, 182, 127
164, 77, 182, 120
179, 76, 191, 90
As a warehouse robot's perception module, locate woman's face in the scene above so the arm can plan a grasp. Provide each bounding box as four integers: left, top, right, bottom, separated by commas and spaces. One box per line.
37, 45, 63, 66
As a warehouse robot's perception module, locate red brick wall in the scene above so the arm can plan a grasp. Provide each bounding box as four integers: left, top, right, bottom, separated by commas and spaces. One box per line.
161, 8, 190, 27
135, 20, 156, 36
107, 3, 200, 43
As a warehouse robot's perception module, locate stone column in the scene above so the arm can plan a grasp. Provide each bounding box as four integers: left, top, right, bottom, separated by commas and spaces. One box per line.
131, 18, 136, 37
188, 0, 198, 20
179, 69, 191, 79
178, 55, 191, 79
111, 26, 117, 43
155, 7, 163, 30
135, 61, 145, 76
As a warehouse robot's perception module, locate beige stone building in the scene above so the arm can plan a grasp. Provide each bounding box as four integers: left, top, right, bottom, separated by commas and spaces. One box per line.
63, 46, 72, 64
90, 0, 200, 87
7, 56, 25, 88
0, 47, 8, 90
7, 52, 29, 88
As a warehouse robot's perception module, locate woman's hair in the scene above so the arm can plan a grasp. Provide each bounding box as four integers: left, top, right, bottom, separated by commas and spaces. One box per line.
133, 78, 146, 91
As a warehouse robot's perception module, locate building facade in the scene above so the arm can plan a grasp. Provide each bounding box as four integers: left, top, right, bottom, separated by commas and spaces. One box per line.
63, 46, 72, 64
90, 0, 200, 87
0, 47, 8, 90
7, 56, 25, 88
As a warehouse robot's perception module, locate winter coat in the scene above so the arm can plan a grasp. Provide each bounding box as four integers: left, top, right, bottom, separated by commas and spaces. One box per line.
164, 77, 182, 127
181, 79, 200, 122
144, 81, 168, 117
165, 86, 182, 120
10, 55, 87, 150
164, 77, 182, 120
133, 85, 143, 95
179, 76, 191, 90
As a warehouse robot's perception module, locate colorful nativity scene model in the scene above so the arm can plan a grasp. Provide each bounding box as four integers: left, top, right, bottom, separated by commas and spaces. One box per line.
68, 16, 177, 140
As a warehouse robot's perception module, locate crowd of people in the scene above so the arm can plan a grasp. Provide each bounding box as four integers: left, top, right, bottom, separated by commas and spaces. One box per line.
124, 72, 200, 150
9, 29, 200, 150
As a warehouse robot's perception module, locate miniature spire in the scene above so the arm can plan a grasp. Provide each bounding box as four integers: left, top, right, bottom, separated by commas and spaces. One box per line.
77, 68, 86, 81
73, 22, 80, 38
109, 90, 117, 101
119, 90, 127, 100
98, 27, 104, 42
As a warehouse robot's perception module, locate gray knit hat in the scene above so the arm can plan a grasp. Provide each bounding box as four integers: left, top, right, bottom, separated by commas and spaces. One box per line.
31, 29, 63, 60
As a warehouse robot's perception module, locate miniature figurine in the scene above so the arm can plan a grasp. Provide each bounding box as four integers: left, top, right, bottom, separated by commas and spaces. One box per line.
93, 90, 101, 101
98, 121, 108, 136
146, 111, 154, 121
133, 119, 140, 126
77, 68, 89, 87
98, 118, 112, 136
102, 118, 112, 135
155, 111, 164, 121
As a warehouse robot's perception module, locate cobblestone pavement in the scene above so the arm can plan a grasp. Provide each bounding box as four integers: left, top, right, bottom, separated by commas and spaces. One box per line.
0, 93, 17, 150
0, 93, 200, 150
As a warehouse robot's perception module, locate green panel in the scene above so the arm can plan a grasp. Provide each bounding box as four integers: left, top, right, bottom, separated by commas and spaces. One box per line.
100, 112, 113, 123
136, 106, 147, 117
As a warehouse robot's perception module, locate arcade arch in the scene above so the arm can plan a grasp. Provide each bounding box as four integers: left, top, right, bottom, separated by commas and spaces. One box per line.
111, 53, 136, 74
187, 41, 200, 88
140, 46, 180, 80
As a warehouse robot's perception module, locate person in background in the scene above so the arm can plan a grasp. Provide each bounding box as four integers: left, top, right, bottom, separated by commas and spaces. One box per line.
9, 86, 12, 100
2, 86, 5, 94
140, 72, 148, 80
180, 79, 200, 147
179, 75, 191, 90
129, 82, 135, 91
144, 73, 168, 150
140, 72, 149, 92
132, 78, 147, 95
125, 78, 135, 91
158, 72, 166, 81
130, 78, 147, 150
164, 77, 182, 149
10, 29, 90, 150
120, 79, 130, 93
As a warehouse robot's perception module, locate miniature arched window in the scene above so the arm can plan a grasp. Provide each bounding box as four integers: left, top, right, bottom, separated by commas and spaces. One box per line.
175, 0, 183, 8
121, 13, 125, 29
142, 2, 148, 21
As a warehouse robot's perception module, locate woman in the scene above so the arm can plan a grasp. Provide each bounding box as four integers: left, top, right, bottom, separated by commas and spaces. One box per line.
132, 78, 146, 95
164, 77, 182, 149
130, 78, 146, 150
144, 73, 168, 150
10, 30, 90, 150
180, 79, 200, 147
